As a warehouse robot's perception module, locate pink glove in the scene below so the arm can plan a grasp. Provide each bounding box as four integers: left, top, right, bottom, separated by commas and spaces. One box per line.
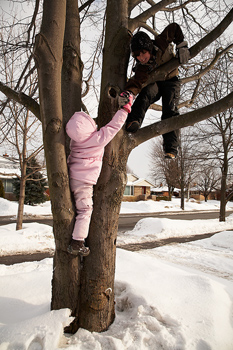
118, 91, 134, 113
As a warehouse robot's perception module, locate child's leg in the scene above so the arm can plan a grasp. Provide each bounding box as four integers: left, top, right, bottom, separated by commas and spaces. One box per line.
70, 179, 93, 241
160, 78, 181, 156
126, 82, 160, 132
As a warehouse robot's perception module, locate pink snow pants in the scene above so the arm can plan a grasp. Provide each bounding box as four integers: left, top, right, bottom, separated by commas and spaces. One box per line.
70, 178, 93, 240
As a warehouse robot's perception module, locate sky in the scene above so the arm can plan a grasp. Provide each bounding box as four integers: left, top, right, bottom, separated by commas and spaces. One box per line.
0, 197, 233, 349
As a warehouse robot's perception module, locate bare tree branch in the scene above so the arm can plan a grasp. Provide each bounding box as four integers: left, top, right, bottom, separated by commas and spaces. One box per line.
26, 0, 40, 46
129, 0, 177, 32
79, 0, 95, 12
181, 44, 233, 84
141, 8, 233, 86
0, 82, 40, 120
178, 79, 201, 109
134, 91, 233, 146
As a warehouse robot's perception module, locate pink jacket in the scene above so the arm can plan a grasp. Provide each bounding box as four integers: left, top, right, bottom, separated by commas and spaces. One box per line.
66, 109, 128, 184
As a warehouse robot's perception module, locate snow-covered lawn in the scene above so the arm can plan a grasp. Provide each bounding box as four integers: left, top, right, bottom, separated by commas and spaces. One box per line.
0, 197, 233, 349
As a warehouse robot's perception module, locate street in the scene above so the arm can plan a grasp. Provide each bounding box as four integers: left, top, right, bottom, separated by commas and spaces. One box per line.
1, 210, 232, 265
1, 209, 232, 231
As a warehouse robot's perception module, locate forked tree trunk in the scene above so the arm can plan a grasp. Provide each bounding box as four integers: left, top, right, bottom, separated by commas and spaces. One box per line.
34, 0, 79, 315
33, 0, 132, 333
33, 0, 233, 334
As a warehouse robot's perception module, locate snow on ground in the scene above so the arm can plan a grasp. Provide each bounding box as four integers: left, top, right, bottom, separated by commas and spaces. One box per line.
0, 223, 55, 256
0, 197, 233, 349
117, 215, 233, 245
1, 197, 232, 217
120, 198, 227, 213
1, 197, 233, 256
0, 198, 52, 217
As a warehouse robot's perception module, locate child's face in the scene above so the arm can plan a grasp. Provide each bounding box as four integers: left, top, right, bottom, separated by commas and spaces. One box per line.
134, 50, 151, 64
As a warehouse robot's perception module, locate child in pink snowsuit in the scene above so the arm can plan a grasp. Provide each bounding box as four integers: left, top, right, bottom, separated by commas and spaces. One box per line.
66, 93, 133, 256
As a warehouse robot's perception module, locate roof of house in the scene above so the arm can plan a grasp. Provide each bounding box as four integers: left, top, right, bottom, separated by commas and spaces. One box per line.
151, 186, 180, 192
0, 155, 20, 179
126, 173, 155, 188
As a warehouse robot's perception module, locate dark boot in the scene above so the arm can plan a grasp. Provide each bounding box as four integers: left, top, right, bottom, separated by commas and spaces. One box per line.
125, 120, 140, 133
67, 239, 90, 256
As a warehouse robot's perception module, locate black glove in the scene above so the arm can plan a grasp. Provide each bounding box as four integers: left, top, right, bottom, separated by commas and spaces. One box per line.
118, 91, 134, 113
118, 91, 130, 107
176, 41, 190, 64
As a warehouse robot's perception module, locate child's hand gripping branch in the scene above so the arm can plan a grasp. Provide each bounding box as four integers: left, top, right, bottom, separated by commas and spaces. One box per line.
118, 91, 134, 113
66, 93, 133, 256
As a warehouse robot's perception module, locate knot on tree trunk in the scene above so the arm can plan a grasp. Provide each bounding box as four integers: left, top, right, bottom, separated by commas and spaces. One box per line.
108, 85, 121, 99
46, 118, 62, 134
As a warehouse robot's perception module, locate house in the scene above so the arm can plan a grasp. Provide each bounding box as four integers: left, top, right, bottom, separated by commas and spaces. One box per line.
189, 185, 217, 201
0, 154, 48, 201
151, 185, 180, 199
123, 174, 155, 201
0, 154, 20, 200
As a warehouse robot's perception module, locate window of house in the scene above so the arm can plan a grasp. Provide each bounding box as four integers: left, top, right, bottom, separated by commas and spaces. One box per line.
2, 179, 14, 193
124, 185, 134, 196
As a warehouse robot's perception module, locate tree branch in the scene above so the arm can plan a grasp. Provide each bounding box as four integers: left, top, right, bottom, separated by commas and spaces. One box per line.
129, 0, 176, 32
0, 82, 41, 120
133, 91, 233, 147
26, 0, 40, 46
78, 0, 95, 12
180, 44, 233, 84
178, 79, 200, 109
141, 8, 233, 86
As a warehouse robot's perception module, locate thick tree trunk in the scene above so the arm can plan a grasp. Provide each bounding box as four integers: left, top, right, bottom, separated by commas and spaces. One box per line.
76, 0, 133, 332
62, 0, 83, 155
34, 0, 77, 313
52, 0, 84, 332
77, 132, 132, 331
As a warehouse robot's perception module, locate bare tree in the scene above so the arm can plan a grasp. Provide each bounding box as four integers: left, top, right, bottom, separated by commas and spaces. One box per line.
0, 41, 43, 230
193, 52, 233, 221
150, 130, 199, 209
149, 139, 179, 198
195, 166, 221, 202
0, 0, 233, 334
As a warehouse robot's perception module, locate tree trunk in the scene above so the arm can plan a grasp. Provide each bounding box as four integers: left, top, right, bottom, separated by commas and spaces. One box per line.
34, 0, 78, 314
219, 163, 228, 222
76, 0, 132, 332
16, 163, 26, 230
180, 186, 185, 210
62, 0, 83, 156
77, 146, 130, 331
52, 0, 85, 332
32, 0, 233, 334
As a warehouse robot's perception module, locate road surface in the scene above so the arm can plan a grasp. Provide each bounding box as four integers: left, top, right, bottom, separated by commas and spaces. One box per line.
1, 209, 232, 231
1, 210, 232, 265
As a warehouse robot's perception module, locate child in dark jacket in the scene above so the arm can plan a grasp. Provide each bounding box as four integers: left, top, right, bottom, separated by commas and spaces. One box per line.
124, 23, 190, 159
66, 93, 133, 256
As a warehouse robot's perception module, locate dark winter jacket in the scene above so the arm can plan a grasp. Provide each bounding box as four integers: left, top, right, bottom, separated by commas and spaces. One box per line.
125, 23, 184, 96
